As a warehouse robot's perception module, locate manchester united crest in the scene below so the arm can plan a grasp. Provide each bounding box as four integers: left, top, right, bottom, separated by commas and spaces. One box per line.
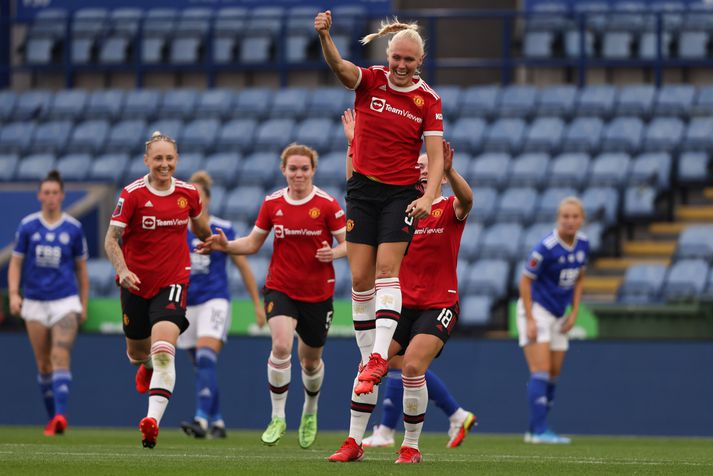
266, 301, 274, 313
123, 314, 130, 326
346, 219, 355, 232
309, 207, 320, 219
413, 95, 424, 107
177, 197, 188, 208
431, 208, 443, 218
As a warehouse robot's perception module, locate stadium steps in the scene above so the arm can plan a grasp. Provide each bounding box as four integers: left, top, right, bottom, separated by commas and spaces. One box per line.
595, 257, 670, 272
582, 276, 623, 294
676, 205, 713, 221
648, 222, 688, 236
621, 240, 677, 258
704, 188, 713, 200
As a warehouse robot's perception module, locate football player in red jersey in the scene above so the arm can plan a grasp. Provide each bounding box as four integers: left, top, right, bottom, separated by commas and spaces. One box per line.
104, 131, 212, 449
197, 143, 347, 449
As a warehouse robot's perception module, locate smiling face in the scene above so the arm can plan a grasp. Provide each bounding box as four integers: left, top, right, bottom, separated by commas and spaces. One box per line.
38, 180, 63, 214
557, 201, 585, 240
144, 140, 178, 186
282, 154, 314, 194
386, 37, 423, 88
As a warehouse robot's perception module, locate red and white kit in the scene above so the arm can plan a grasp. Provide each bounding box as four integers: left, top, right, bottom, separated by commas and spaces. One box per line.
110, 175, 202, 299
254, 187, 346, 302
351, 66, 444, 185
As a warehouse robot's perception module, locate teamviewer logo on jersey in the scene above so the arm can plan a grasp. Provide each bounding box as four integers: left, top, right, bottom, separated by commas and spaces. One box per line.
370, 97, 386, 112
142, 216, 156, 230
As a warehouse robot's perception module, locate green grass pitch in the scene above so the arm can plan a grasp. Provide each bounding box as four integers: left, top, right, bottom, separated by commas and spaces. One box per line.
1, 427, 712, 475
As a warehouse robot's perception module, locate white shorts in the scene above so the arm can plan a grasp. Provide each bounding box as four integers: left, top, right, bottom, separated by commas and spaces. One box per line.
177, 298, 231, 349
516, 299, 569, 351
21, 295, 82, 328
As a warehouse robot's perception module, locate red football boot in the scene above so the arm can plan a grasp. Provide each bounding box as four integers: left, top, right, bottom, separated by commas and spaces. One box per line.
395, 446, 423, 464
135, 364, 153, 394
139, 417, 159, 449
354, 353, 388, 395
327, 437, 364, 462
43, 414, 67, 436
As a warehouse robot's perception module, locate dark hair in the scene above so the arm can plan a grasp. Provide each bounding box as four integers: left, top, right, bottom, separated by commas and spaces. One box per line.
40, 170, 64, 191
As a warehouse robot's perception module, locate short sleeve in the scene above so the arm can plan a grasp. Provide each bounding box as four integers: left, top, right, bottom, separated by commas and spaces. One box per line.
109, 188, 135, 228
73, 227, 88, 260
423, 93, 444, 137
189, 189, 203, 219
12, 223, 29, 256
328, 200, 347, 235
254, 199, 272, 232
353, 66, 376, 91
523, 242, 548, 280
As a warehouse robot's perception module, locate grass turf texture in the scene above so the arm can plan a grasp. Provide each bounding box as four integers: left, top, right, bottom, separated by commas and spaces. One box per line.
1, 427, 712, 475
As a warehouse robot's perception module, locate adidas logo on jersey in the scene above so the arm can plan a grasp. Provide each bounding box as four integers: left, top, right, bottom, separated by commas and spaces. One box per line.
378, 85, 386, 91
276, 209, 284, 216
144, 200, 154, 208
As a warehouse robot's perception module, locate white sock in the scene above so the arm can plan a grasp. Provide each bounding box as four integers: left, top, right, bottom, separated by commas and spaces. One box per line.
348, 373, 379, 445
402, 374, 427, 450
352, 288, 375, 364
302, 360, 324, 415
267, 352, 291, 419
372, 278, 401, 359
147, 341, 176, 425
449, 407, 468, 425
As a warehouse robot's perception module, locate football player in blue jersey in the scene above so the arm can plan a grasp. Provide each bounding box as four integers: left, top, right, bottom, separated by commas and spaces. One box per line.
517, 196, 589, 444
178, 171, 265, 439
8, 170, 89, 437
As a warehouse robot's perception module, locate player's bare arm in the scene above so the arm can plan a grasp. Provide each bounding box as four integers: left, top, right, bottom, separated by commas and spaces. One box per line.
74, 258, 89, 323
315, 233, 347, 263
191, 213, 213, 241
562, 269, 586, 333
407, 135, 444, 219
104, 224, 141, 291
315, 11, 360, 88
342, 108, 355, 180
231, 254, 266, 327
443, 140, 473, 220
7, 254, 23, 315
197, 228, 267, 256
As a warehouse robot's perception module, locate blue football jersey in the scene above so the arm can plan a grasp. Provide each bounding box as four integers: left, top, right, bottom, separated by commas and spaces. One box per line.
186, 216, 236, 306
12, 212, 88, 301
523, 230, 589, 318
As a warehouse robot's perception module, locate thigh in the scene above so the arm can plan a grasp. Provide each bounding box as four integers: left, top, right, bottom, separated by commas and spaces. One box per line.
517, 300, 555, 347
402, 334, 443, 376
264, 288, 299, 321
50, 312, 79, 354
549, 350, 567, 378
26, 321, 52, 366
121, 288, 152, 340
148, 284, 190, 335
392, 307, 418, 356
375, 242, 409, 277
409, 304, 459, 357
347, 242, 376, 291
47, 296, 82, 327
268, 315, 298, 350
523, 343, 552, 373
295, 297, 333, 348
377, 185, 419, 244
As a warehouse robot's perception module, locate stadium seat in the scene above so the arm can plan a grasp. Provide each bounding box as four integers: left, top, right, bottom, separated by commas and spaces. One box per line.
0, 121, 35, 155
498, 85, 538, 118
159, 90, 198, 120
240, 36, 273, 63
691, 86, 713, 116
508, 153, 549, 189
314, 152, 346, 186
460, 222, 484, 261
629, 152, 671, 189
678, 31, 708, 59
124, 155, 149, 183
662, 259, 709, 301
84, 90, 125, 121
56, 154, 93, 181
437, 85, 462, 119
468, 153, 511, 190
576, 85, 616, 118
213, 12, 245, 64
89, 153, 130, 183
463, 259, 511, 298
0, 154, 18, 181
511, 259, 527, 293
643, 117, 683, 153
209, 185, 226, 216
195, 89, 235, 120
561, 117, 604, 153
107, 119, 146, 154
181, 118, 220, 153
450, 118, 487, 154
13, 90, 52, 121
0, 90, 16, 121
24, 9, 66, 65
615, 85, 656, 118
522, 222, 555, 253
223, 185, 266, 222
536, 187, 577, 222
623, 185, 657, 220
461, 86, 500, 119
638, 31, 673, 59
216, 119, 258, 153
67, 120, 110, 155
497, 187, 538, 224
483, 118, 526, 154
29, 120, 73, 154
581, 186, 619, 225
145, 119, 183, 143
307, 87, 353, 119
601, 116, 644, 154
537, 85, 577, 118
653, 85, 695, 117
682, 117, 713, 152
472, 187, 499, 225
123, 90, 162, 120
677, 152, 711, 186
588, 152, 631, 188
603, 31, 634, 59
204, 153, 242, 187
459, 295, 494, 326
173, 153, 204, 182
87, 258, 117, 297
169, 8, 212, 64
583, 221, 603, 254
254, 119, 295, 151
71, 8, 108, 64
270, 88, 309, 119
235, 89, 273, 120
480, 223, 524, 260
675, 225, 713, 262
547, 153, 590, 189
45, 90, 88, 120
238, 153, 279, 187
564, 29, 595, 58
293, 118, 334, 152
141, 8, 177, 64
524, 31, 555, 58
16, 154, 57, 181
523, 117, 565, 154
617, 264, 667, 304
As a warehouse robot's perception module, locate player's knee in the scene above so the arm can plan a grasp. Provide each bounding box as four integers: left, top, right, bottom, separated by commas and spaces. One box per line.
36, 359, 53, 375
300, 357, 321, 373
401, 359, 426, 378
50, 348, 70, 369
126, 348, 150, 365
374, 267, 398, 280
271, 342, 292, 360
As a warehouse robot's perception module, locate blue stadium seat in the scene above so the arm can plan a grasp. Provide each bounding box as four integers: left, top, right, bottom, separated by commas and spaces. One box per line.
562, 117, 603, 153
204, 153, 242, 187
246, 255, 271, 289
461, 86, 500, 119
212, 9, 246, 64
195, 89, 235, 119
238, 153, 279, 187
524, 31, 555, 58
270, 88, 308, 119
67, 120, 110, 155
582, 186, 619, 225
498, 85, 538, 118
638, 31, 673, 59
662, 259, 709, 301
0, 154, 19, 181
536, 187, 577, 222
537, 85, 577, 117
159, 90, 198, 119
240, 36, 273, 63
90, 153, 130, 183
472, 187, 499, 225
141, 8, 177, 64
682, 117, 713, 151
678, 31, 708, 59
107, 119, 146, 154
526, 1, 571, 31
617, 264, 667, 304
691, 85, 713, 116
16, 154, 57, 181
45, 90, 88, 120
623, 185, 657, 220
643, 117, 684, 153
615, 85, 656, 118
30, 120, 73, 154
235, 89, 273, 120
524, 117, 565, 154
109, 8, 142, 37
653, 84, 695, 117
460, 222, 484, 261
468, 153, 511, 189
629, 152, 671, 189
145, 119, 183, 143
293, 118, 334, 153
588, 152, 631, 188
123, 90, 162, 120
245, 6, 283, 36
508, 153, 549, 189
13, 91, 52, 121
0, 121, 35, 155
0, 90, 16, 121
483, 118, 526, 154
601, 116, 644, 154
564, 29, 595, 58
702, 274, 713, 302
216, 119, 258, 153
181, 118, 220, 153
450, 118, 487, 154
169, 8, 212, 64
583, 221, 603, 254
173, 153, 204, 182
677, 152, 711, 186
576, 85, 616, 118
675, 225, 713, 262
223, 185, 266, 222
307, 87, 353, 119
87, 258, 117, 297
511, 259, 527, 293
459, 295, 494, 326
71, 8, 108, 64
463, 259, 511, 298
209, 185, 226, 216
437, 85, 463, 119
56, 153, 92, 181
124, 155, 149, 183
254, 119, 295, 151
497, 188, 538, 224
314, 152, 346, 186
85, 90, 124, 121
547, 153, 590, 189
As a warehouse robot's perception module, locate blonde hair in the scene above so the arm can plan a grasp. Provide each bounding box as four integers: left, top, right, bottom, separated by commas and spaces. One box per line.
557, 196, 586, 219
145, 130, 177, 154
190, 170, 213, 198
361, 18, 425, 57
280, 143, 319, 169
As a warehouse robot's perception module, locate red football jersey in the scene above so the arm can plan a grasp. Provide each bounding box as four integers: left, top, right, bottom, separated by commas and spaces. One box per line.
401, 196, 466, 309
352, 66, 444, 186
254, 187, 346, 302
110, 175, 202, 299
